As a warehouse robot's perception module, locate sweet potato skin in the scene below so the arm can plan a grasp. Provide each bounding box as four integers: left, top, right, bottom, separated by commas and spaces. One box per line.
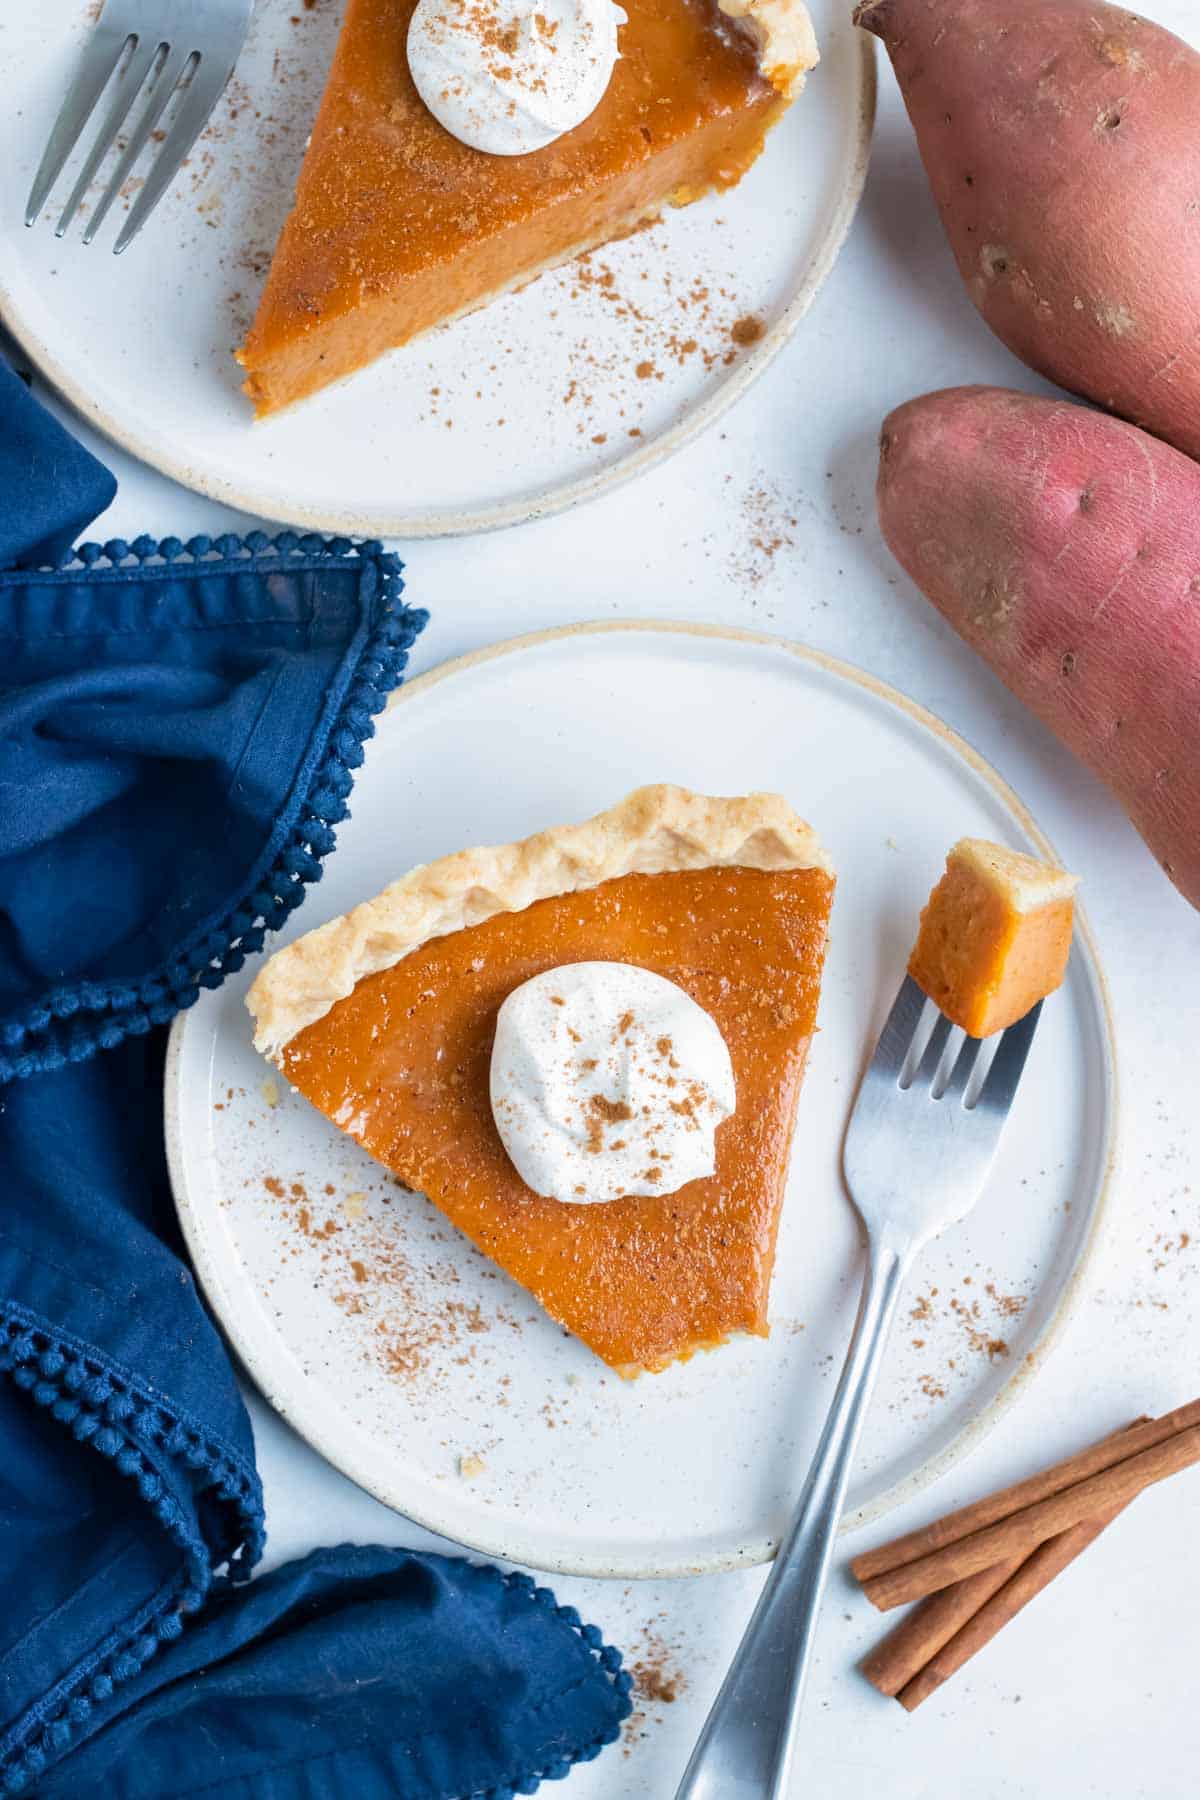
856, 0, 1200, 459
877, 387, 1200, 908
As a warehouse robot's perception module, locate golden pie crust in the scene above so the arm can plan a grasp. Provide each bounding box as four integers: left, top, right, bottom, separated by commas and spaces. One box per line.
249, 784, 832, 1057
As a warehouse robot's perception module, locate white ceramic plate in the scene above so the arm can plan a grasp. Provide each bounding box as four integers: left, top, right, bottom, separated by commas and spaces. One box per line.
0, 0, 872, 538
167, 623, 1116, 1578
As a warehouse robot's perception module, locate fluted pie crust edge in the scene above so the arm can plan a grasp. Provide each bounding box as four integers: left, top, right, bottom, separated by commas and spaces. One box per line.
247, 784, 833, 1058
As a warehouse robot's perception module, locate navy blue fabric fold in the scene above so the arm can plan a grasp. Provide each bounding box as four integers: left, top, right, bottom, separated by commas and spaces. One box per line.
0, 366, 116, 570
34, 1550, 628, 1800
0, 530, 420, 1080
0, 386, 631, 1797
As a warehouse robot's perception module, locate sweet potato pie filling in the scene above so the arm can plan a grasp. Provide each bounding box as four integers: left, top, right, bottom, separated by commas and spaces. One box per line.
280, 865, 834, 1374
238, 0, 794, 413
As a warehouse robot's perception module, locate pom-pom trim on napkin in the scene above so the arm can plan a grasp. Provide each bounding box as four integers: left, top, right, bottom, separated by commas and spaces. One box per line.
0, 1318, 634, 1798
0, 531, 428, 1085
0, 1304, 264, 1794
472, 1573, 635, 1797
343, 1568, 635, 1800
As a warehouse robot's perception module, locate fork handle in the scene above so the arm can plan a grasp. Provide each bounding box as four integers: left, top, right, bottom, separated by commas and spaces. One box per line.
675, 1233, 912, 1800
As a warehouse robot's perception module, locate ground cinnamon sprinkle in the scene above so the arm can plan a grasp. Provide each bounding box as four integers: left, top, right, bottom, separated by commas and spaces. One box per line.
257, 1168, 520, 1388
1150, 1230, 1194, 1271
730, 312, 766, 346
950, 1294, 1010, 1361
591, 1095, 634, 1124
441, 232, 768, 443
624, 1626, 688, 1755
985, 1282, 1028, 1318
726, 477, 800, 595
634, 1661, 681, 1703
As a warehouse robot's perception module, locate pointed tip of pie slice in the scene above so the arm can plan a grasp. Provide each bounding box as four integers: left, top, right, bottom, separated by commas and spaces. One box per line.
614, 1319, 772, 1379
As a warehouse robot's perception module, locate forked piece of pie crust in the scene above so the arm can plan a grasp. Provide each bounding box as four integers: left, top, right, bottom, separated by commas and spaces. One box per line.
248, 787, 835, 1375
908, 838, 1079, 1038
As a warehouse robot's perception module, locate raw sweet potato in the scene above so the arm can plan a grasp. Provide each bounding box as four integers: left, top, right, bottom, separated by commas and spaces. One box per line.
876, 386, 1200, 908
856, 0, 1200, 460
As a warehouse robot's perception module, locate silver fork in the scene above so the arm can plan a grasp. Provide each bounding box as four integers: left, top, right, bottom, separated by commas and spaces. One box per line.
25, 0, 254, 254
676, 975, 1043, 1800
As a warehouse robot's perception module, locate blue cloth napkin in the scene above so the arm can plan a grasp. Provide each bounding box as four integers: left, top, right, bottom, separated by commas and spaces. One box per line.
0, 363, 116, 569
0, 375, 632, 1795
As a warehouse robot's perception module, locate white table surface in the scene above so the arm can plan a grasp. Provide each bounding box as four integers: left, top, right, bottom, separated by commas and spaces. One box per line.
25, 16, 1200, 1796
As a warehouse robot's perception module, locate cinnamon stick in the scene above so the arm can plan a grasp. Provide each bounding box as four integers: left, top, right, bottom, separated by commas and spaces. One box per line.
859, 1423, 1141, 1697
895, 1498, 1132, 1711
850, 1402, 1197, 1586
862, 1421, 1200, 1611
860, 1551, 1028, 1697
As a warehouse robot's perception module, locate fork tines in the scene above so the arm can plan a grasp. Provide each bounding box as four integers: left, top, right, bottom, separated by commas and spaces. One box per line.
889, 975, 1042, 1113
25, 4, 251, 254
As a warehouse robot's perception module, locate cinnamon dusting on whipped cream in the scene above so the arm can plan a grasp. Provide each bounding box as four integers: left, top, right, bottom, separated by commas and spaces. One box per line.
407, 0, 626, 156
489, 962, 736, 1203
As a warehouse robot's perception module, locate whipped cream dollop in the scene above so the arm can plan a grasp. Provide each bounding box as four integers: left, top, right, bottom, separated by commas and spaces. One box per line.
489, 962, 736, 1204
407, 0, 625, 157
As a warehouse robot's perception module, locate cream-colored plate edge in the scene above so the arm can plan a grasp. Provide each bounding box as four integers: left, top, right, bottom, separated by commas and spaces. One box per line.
166, 619, 1118, 1575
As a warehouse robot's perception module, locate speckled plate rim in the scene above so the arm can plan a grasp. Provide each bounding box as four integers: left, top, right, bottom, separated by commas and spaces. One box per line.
0, 33, 875, 540
166, 620, 1119, 1576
